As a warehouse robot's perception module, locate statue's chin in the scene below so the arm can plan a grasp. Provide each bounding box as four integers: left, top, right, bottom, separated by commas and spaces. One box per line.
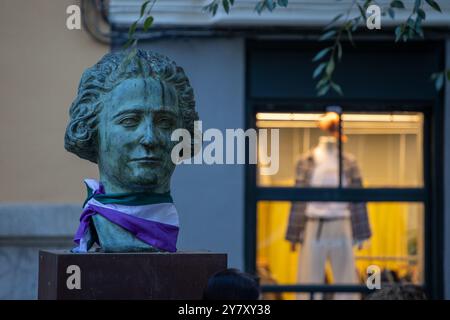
102, 168, 170, 193
125, 173, 168, 192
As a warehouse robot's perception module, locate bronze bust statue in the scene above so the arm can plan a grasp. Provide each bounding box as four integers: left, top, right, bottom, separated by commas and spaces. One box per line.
65, 49, 198, 252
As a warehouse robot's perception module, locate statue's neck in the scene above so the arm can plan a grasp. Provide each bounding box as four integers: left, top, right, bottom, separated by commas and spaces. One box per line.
99, 175, 170, 194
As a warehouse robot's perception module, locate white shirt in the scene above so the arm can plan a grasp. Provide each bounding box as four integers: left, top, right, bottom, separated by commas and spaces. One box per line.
305, 145, 350, 218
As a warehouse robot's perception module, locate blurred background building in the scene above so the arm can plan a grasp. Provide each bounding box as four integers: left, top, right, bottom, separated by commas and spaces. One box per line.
1, 0, 450, 299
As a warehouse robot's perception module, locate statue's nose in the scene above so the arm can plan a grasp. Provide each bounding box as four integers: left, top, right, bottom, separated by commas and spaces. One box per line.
139, 125, 157, 147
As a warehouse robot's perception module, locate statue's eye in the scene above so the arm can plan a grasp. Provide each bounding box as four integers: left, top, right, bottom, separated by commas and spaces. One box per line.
119, 117, 139, 127
156, 117, 175, 129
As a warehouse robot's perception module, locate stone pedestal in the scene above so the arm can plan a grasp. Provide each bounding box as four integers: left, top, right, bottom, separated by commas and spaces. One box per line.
38, 250, 227, 300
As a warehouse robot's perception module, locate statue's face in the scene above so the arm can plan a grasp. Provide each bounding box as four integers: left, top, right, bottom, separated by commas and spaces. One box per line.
97, 77, 181, 193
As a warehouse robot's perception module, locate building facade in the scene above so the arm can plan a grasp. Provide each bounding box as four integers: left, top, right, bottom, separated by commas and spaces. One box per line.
1, 0, 450, 299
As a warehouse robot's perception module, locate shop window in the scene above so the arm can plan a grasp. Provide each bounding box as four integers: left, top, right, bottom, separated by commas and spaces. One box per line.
254, 110, 427, 300
256, 112, 423, 188
257, 201, 424, 300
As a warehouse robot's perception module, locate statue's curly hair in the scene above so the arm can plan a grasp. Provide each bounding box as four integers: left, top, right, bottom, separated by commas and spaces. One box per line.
64, 49, 198, 163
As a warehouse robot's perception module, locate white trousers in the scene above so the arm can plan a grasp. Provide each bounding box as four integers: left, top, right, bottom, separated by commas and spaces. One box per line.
297, 218, 360, 300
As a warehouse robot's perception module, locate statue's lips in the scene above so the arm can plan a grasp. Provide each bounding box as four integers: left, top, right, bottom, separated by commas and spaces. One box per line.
130, 157, 162, 165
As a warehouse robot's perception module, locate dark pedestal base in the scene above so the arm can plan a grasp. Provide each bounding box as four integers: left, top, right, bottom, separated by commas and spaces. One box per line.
38, 250, 227, 300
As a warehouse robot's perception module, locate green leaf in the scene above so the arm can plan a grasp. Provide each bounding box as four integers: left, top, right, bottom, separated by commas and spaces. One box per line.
223, 0, 230, 13
330, 82, 343, 96
416, 15, 423, 24
413, 0, 421, 12
230, 0, 235, 5
312, 47, 332, 62
317, 84, 330, 96
351, 17, 360, 32
416, 26, 424, 38
388, 8, 395, 19
430, 72, 438, 80
123, 38, 137, 50
319, 30, 336, 41
391, 1, 405, 9
128, 21, 138, 37
325, 13, 343, 30
337, 42, 343, 61
316, 77, 328, 89
266, 0, 276, 11
357, 4, 366, 19
202, 4, 209, 13
123, 48, 138, 69
255, 1, 265, 14
143, 16, 154, 32
344, 20, 353, 30
202, 2, 212, 14
346, 28, 355, 46
326, 58, 335, 76
277, 0, 288, 7
122, 37, 134, 49
415, 18, 424, 37
402, 33, 408, 42
140, 1, 151, 18
313, 63, 327, 79
395, 26, 403, 42
417, 8, 426, 19
435, 73, 444, 91
425, 0, 442, 12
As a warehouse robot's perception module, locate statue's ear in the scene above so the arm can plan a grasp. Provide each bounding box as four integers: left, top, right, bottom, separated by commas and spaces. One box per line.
64, 105, 99, 164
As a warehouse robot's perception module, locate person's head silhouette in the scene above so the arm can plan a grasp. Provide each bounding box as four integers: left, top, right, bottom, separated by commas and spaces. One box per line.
203, 268, 260, 300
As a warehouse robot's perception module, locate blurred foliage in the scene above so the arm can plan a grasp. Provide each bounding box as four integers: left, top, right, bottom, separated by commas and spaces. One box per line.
127, 0, 449, 96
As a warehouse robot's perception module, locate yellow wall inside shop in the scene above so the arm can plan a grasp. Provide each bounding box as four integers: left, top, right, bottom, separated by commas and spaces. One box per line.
257, 201, 423, 300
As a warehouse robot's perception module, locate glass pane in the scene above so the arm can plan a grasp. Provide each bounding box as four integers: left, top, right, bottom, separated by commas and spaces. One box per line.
256, 112, 423, 188
342, 112, 423, 188
256, 112, 339, 187
257, 201, 424, 300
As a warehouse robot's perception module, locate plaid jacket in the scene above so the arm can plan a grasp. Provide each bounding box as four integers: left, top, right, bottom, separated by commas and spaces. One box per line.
285, 151, 372, 244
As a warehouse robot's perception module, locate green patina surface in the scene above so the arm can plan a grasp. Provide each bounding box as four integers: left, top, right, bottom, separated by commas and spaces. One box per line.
64, 50, 198, 252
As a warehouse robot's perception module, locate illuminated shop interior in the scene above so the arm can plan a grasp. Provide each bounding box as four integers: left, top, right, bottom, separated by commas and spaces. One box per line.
255, 112, 424, 300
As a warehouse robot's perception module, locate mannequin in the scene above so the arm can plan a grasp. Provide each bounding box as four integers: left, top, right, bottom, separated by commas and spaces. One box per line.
306, 136, 349, 219
317, 135, 338, 152
285, 112, 372, 300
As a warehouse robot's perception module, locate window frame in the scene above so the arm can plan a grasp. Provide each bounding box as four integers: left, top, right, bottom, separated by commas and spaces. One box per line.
244, 99, 444, 299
